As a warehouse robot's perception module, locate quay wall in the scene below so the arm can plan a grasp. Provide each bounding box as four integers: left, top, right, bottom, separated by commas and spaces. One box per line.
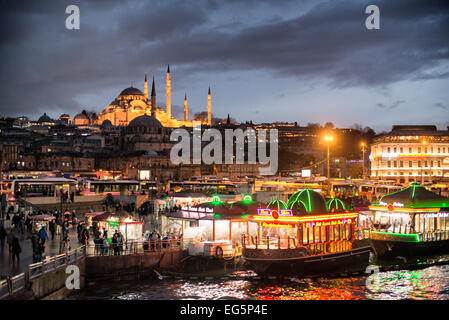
86, 250, 186, 280
6, 257, 86, 300
4, 251, 185, 300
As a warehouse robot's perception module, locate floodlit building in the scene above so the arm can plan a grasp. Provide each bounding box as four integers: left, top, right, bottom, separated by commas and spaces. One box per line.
370, 125, 449, 183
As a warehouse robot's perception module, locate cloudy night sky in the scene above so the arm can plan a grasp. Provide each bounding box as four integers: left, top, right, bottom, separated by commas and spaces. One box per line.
0, 0, 448, 132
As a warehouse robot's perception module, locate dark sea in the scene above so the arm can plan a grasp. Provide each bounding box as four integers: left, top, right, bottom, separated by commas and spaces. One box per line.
70, 253, 449, 300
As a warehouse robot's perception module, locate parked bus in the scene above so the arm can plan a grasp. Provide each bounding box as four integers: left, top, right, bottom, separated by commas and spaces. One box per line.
2, 177, 77, 202
81, 179, 157, 196
168, 181, 240, 201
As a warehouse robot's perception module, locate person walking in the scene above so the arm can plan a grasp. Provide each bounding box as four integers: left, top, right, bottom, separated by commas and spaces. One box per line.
11, 236, 21, 265
17, 216, 24, 236
62, 236, 71, 253
0, 226, 7, 251
112, 233, 119, 256
7, 230, 15, 258
117, 230, 124, 254
31, 233, 43, 263
39, 226, 48, 249
49, 220, 55, 240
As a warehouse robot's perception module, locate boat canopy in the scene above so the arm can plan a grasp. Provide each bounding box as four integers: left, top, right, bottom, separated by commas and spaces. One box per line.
378, 183, 449, 209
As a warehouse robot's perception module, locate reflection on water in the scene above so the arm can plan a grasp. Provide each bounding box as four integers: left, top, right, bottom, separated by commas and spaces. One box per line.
73, 254, 449, 300
75, 264, 449, 300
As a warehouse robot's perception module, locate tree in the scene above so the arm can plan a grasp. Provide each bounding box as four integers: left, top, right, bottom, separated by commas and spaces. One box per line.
324, 122, 334, 129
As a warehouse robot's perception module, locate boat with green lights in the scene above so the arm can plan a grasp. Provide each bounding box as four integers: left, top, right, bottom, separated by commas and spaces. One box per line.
365, 183, 449, 258
241, 189, 371, 276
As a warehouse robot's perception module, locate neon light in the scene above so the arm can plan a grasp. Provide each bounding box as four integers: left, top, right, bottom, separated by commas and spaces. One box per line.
369, 205, 440, 213
267, 199, 288, 210
307, 189, 311, 213
243, 194, 252, 202
261, 221, 294, 228
367, 230, 420, 243
252, 212, 358, 223
305, 218, 352, 228
326, 198, 347, 211
423, 213, 449, 218
378, 201, 404, 207
257, 209, 271, 216
257, 208, 293, 217
212, 195, 221, 203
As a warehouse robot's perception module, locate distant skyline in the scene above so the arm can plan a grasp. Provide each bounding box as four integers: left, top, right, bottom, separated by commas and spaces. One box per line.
0, 0, 448, 132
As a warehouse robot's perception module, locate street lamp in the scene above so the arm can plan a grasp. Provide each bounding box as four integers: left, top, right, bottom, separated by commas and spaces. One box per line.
361, 142, 366, 180
421, 140, 427, 185
324, 135, 334, 192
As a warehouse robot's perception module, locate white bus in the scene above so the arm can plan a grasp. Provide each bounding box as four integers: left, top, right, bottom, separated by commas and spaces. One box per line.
81, 179, 157, 196
3, 177, 77, 201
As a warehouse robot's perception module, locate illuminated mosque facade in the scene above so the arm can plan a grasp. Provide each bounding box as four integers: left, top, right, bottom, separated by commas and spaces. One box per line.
96, 65, 212, 128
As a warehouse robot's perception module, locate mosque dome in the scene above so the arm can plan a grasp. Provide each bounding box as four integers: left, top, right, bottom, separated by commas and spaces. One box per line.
74, 112, 88, 120
101, 119, 113, 128
120, 87, 144, 96
287, 188, 327, 215
38, 113, 53, 123
128, 114, 162, 128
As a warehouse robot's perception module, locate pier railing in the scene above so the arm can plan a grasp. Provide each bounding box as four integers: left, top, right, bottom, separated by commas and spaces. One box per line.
86, 238, 189, 256
242, 234, 352, 255
0, 245, 86, 300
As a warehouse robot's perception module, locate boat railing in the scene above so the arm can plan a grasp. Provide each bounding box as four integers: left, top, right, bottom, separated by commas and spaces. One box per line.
420, 231, 449, 242
242, 234, 352, 255
364, 229, 449, 242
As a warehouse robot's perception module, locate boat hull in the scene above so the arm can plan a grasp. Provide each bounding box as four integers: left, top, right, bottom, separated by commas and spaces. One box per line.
242, 241, 372, 277
370, 238, 449, 258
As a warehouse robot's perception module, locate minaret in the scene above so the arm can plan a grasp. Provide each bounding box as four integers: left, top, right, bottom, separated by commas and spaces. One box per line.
166, 64, 171, 118
184, 93, 188, 121
151, 77, 156, 116
207, 86, 212, 126
144, 73, 148, 99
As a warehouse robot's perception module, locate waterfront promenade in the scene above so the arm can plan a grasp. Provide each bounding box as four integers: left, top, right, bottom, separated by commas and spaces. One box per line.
0, 224, 81, 278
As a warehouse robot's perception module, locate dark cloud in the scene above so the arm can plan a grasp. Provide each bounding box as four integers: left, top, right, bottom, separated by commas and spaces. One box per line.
434, 102, 448, 110
376, 100, 406, 110
0, 0, 448, 122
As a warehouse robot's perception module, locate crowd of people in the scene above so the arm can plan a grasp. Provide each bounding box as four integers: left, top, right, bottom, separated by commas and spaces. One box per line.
0, 205, 85, 266
92, 226, 125, 256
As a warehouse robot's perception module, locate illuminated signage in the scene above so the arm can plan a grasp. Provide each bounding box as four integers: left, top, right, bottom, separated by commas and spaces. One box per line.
262, 221, 294, 228
257, 208, 293, 219
181, 206, 214, 213
305, 218, 352, 228
379, 201, 404, 207
423, 213, 449, 218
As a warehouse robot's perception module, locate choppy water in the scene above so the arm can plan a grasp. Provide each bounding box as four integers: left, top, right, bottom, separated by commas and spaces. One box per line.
72, 254, 449, 300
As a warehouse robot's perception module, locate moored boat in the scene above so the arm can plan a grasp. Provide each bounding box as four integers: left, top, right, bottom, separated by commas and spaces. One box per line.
241, 189, 372, 276
365, 183, 449, 258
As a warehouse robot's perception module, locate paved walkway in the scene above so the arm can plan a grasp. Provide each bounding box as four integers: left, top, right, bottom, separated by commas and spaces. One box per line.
0, 225, 81, 278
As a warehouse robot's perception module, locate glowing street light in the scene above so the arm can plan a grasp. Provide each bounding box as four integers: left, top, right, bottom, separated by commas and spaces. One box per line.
361, 142, 366, 179
324, 135, 334, 186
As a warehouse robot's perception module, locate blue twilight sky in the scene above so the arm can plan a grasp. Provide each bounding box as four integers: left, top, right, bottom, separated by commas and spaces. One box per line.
0, 0, 448, 132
